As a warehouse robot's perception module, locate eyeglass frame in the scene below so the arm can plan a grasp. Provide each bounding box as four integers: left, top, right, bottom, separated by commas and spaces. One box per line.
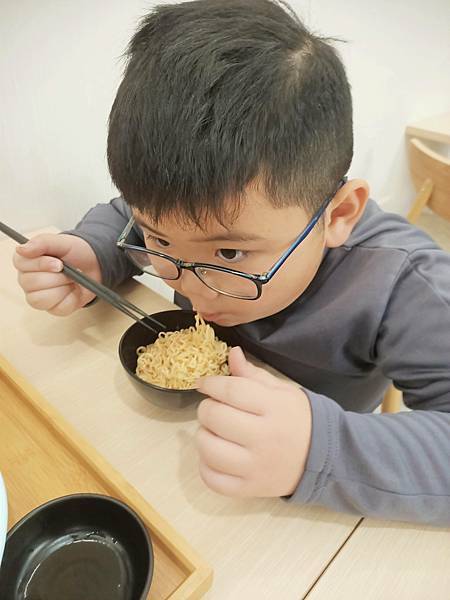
116, 176, 347, 300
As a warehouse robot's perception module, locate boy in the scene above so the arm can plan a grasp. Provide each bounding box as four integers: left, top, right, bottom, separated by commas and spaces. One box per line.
13, 0, 450, 524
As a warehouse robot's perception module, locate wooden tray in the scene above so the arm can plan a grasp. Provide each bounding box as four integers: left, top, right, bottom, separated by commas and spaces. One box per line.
0, 355, 212, 599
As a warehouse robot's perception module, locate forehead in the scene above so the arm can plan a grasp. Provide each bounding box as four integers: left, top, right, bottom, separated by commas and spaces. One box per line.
134, 187, 310, 242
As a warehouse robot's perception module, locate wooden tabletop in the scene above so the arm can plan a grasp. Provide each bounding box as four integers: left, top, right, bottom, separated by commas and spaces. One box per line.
406, 111, 450, 145
1, 228, 449, 599
306, 519, 450, 600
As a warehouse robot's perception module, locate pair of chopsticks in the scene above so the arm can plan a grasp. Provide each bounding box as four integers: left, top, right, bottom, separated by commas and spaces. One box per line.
0, 221, 166, 335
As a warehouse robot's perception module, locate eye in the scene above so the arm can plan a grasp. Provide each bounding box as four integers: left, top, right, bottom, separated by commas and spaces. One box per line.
146, 235, 170, 248
216, 248, 247, 263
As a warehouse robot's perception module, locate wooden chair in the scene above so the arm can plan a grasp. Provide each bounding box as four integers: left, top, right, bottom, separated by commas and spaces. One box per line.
381, 137, 450, 413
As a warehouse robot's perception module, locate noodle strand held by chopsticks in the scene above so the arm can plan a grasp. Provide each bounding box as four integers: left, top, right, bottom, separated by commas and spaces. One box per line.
135, 313, 230, 389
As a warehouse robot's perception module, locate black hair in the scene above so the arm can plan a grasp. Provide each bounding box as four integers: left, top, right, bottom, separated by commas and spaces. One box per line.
107, 0, 352, 224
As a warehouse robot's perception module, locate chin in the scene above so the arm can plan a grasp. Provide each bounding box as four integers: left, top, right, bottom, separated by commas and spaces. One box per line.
218, 303, 292, 327
216, 312, 267, 327
209, 315, 239, 327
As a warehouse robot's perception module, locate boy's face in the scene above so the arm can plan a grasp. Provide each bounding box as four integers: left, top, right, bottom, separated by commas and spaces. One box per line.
134, 186, 327, 327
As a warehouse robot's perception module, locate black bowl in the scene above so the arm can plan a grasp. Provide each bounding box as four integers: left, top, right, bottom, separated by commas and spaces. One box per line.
0, 494, 153, 600
119, 309, 239, 408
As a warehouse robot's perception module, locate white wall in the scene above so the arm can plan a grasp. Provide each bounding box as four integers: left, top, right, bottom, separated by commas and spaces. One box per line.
1, 0, 449, 234
303, 0, 450, 210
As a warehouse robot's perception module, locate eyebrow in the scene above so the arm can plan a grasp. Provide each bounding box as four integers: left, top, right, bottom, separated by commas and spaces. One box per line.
135, 217, 265, 243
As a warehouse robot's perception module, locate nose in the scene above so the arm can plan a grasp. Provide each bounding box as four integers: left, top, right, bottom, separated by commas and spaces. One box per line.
178, 269, 219, 303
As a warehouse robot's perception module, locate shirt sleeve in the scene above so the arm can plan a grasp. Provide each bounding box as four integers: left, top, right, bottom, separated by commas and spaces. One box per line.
289, 248, 450, 525
64, 196, 142, 289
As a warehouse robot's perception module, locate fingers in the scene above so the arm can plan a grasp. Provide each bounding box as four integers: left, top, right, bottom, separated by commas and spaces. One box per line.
25, 285, 76, 312
15, 234, 75, 260
13, 251, 63, 274
47, 288, 86, 316
198, 460, 246, 497
197, 375, 268, 414
197, 397, 260, 445
13, 233, 75, 277
12, 233, 91, 314
17, 271, 73, 293
16, 269, 79, 313
196, 426, 252, 477
228, 346, 277, 386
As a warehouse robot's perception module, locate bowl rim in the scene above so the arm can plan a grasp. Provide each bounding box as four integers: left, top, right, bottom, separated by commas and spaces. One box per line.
0, 473, 7, 567
4, 492, 154, 594
118, 309, 209, 394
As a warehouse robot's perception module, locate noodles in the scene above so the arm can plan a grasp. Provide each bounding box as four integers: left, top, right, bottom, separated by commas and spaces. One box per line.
136, 314, 230, 389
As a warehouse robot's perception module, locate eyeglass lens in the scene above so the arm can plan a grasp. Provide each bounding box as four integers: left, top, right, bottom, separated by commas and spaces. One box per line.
125, 249, 258, 298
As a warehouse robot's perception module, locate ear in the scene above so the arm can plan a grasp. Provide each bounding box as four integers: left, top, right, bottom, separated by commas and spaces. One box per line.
324, 179, 369, 248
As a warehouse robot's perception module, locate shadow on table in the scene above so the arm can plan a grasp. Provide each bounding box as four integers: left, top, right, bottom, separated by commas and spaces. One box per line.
113, 364, 198, 424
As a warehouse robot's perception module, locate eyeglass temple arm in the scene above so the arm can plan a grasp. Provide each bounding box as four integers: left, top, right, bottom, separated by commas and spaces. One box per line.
263, 177, 347, 281
117, 214, 137, 246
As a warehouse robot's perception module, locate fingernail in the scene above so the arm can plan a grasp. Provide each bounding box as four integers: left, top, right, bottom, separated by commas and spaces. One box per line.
49, 259, 62, 272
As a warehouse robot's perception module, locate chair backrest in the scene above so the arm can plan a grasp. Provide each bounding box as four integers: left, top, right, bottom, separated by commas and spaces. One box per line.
409, 137, 450, 222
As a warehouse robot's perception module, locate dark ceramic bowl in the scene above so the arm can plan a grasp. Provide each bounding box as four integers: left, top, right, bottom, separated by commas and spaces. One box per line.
118, 309, 239, 408
0, 494, 153, 600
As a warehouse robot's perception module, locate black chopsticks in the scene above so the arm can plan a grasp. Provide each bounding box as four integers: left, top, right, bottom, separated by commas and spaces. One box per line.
0, 221, 166, 335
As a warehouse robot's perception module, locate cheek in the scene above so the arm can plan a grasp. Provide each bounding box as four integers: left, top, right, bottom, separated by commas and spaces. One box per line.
258, 274, 301, 309
266, 252, 317, 297
244, 244, 324, 316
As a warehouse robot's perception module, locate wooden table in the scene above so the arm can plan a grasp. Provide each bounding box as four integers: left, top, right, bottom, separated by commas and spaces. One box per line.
406, 111, 450, 145
1, 229, 449, 599
306, 519, 450, 600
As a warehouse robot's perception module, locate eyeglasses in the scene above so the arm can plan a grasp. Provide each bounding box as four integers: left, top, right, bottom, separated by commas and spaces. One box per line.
117, 177, 347, 300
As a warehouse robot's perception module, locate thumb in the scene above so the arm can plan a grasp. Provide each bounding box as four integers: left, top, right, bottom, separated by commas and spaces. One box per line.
16, 233, 73, 260
229, 346, 278, 385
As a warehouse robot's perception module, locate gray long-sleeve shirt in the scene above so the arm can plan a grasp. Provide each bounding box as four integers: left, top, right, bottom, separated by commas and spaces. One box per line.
68, 196, 450, 525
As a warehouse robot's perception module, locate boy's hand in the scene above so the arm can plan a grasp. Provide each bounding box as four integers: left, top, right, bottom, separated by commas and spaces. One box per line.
196, 347, 312, 498
13, 233, 102, 316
